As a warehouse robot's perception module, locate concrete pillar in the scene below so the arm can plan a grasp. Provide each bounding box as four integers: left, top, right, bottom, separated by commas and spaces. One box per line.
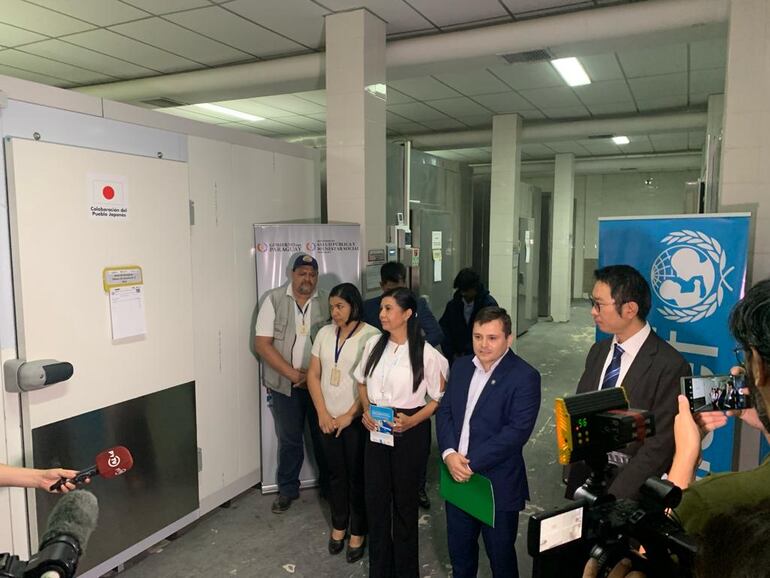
572, 177, 586, 299
489, 114, 521, 334
703, 94, 724, 213
550, 153, 575, 322
720, 0, 770, 280
325, 10, 387, 276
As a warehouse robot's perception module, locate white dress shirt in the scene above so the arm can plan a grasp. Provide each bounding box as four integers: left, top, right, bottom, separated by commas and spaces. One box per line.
255, 285, 318, 368
442, 354, 505, 460
597, 322, 651, 390
353, 335, 447, 409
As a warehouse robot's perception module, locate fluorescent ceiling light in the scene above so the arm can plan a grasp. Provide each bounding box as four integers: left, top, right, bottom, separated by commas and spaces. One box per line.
551, 57, 591, 87
612, 136, 630, 145
196, 103, 264, 122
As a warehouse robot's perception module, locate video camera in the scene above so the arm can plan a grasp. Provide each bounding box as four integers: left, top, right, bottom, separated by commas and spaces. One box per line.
527, 388, 697, 578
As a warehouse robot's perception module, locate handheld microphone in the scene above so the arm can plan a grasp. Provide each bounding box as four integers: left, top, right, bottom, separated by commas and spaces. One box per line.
49, 446, 134, 492
26, 490, 98, 578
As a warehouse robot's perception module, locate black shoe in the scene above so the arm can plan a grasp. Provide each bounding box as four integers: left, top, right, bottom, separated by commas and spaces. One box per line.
271, 494, 294, 514
328, 535, 345, 555
418, 488, 431, 509
346, 537, 366, 563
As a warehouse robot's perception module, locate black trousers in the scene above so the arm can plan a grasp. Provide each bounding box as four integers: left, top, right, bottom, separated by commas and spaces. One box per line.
320, 420, 367, 536
365, 410, 430, 578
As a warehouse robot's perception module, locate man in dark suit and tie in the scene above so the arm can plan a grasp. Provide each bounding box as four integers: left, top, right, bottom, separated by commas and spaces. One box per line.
436, 306, 541, 578
566, 264, 691, 500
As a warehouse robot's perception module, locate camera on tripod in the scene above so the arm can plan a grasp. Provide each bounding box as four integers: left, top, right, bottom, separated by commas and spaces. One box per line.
527, 388, 697, 578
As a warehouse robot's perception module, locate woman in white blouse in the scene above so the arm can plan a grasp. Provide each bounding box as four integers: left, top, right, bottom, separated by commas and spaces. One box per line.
307, 283, 380, 563
354, 287, 448, 578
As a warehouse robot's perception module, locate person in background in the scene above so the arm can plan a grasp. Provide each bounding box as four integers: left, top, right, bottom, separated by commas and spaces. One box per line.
362, 260, 443, 509
0, 464, 80, 492
307, 283, 380, 563
355, 288, 447, 578
254, 253, 329, 514
439, 268, 497, 366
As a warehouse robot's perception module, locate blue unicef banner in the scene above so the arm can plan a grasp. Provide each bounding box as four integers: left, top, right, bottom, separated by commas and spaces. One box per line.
598, 214, 750, 476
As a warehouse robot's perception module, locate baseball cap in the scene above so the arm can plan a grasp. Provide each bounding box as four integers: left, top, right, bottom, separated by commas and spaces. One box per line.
292, 253, 318, 271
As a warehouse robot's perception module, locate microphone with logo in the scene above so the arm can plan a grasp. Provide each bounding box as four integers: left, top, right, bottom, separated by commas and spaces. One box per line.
49, 446, 134, 492
0, 490, 98, 577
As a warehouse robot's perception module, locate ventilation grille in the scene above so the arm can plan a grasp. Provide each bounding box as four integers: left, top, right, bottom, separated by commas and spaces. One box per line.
141, 97, 185, 108
498, 48, 553, 64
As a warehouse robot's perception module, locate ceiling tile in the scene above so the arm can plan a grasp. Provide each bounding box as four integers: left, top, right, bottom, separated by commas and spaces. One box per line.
547, 141, 590, 155
307, 111, 327, 121
0, 0, 95, 36
627, 73, 686, 101
636, 95, 688, 111
501, 0, 589, 16
28, 0, 147, 26
619, 136, 653, 154
455, 113, 496, 127
388, 120, 430, 134
317, 0, 434, 35
586, 101, 638, 115
518, 109, 546, 120
688, 131, 706, 149
246, 118, 308, 135
518, 85, 582, 108
407, 0, 508, 27
110, 18, 252, 66
385, 87, 415, 104
509, 1, 593, 19
433, 69, 511, 96
293, 90, 326, 105
423, 97, 491, 118
228, 123, 280, 137
0, 62, 75, 86
387, 101, 449, 122
122, 0, 211, 12
473, 91, 536, 113
617, 44, 687, 78
0, 49, 114, 83
540, 106, 591, 119
689, 93, 710, 106
20, 39, 155, 77
573, 80, 633, 105
0, 23, 47, 47
578, 139, 621, 155
521, 143, 555, 158
689, 68, 725, 97
65, 29, 200, 73
579, 54, 624, 82
690, 38, 727, 70
251, 94, 326, 115
418, 118, 468, 131
225, 0, 329, 49
162, 106, 232, 124
387, 77, 461, 100
275, 115, 325, 131
649, 132, 689, 152
488, 61, 563, 90
165, 7, 306, 58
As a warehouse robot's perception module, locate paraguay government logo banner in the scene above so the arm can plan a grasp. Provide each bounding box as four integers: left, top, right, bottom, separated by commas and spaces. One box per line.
598, 213, 751, 476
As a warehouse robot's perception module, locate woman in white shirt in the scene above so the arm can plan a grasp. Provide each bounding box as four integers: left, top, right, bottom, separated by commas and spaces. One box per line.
354, 287, 448, 578
307, 283, 380, 563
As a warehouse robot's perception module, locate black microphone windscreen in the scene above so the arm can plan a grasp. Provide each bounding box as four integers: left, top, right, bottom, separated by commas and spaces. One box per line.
40, 490, 99, 554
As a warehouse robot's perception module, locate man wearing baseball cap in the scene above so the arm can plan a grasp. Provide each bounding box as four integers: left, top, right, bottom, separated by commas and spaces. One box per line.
255, 253, 329, 513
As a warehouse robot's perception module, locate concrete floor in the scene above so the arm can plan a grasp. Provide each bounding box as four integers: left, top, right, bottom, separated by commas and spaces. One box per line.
116, 302, 594, 578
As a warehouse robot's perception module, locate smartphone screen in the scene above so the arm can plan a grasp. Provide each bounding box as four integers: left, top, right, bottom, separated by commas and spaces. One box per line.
681, 375, 751, 412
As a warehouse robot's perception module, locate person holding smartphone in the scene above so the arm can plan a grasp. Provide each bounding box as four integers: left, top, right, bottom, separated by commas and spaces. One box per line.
354, 287, 447, 578
307, 283, 380, 563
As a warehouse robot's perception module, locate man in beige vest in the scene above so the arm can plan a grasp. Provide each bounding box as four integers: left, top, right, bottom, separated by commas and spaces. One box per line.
255, 253, 329, 513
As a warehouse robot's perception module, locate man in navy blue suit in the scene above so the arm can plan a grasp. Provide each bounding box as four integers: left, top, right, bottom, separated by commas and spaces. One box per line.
436, 306, 541, 578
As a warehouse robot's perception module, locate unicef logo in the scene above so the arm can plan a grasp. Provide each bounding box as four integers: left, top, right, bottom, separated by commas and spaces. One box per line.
651, 230, 734, 323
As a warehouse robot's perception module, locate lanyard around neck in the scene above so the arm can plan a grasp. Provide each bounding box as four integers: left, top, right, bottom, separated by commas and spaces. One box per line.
334, 321, 360, 366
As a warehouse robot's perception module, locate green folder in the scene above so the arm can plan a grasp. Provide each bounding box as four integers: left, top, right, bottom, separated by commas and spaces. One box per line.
439, 461, 495, 527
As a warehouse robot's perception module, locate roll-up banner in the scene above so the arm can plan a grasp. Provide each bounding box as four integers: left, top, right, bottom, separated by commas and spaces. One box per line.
598, 213, 751, 477
254, 223, 361, 493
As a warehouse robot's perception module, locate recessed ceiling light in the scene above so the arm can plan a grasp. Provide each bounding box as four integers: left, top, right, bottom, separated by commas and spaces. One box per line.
551, 57, 591, 87
196, 103, 265, 122
612, 136, 630, 145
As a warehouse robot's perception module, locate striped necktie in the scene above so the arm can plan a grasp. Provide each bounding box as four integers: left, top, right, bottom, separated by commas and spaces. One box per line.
601, 343, 625, 390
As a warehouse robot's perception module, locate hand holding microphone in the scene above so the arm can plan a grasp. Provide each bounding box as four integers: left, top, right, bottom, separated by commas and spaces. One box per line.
49, 446, 134, 492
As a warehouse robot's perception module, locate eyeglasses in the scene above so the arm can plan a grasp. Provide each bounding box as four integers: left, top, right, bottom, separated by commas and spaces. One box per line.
589, 296, 616, 311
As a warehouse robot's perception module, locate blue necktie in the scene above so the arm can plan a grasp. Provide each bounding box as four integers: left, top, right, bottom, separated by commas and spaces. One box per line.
601, 344, 625, 390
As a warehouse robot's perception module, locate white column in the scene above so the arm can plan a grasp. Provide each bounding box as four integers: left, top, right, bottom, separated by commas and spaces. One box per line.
489, 114, 521, 332
720, 0, 770, 280
703, 94, 724, 213
550, 153, 575, 322
325, 10, 386, 275
572, 176, 586, 299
